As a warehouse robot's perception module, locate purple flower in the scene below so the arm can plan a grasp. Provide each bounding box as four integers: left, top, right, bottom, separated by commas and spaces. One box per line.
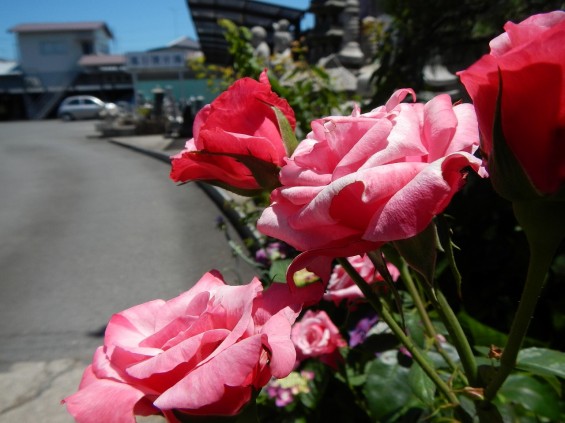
348, 315, 379, 347
264, 370, 314, 407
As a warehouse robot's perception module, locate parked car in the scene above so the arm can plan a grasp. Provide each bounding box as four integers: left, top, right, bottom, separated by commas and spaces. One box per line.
57, 95, 116, 121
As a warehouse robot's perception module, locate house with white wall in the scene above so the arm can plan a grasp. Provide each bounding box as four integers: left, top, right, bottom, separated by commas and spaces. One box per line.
4, 22, 132, 119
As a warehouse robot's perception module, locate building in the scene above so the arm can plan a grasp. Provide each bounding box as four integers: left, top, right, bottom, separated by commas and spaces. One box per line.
186, 0, 305, 65
1, 20, 218, 121
4, 21, 133, 119
0, 60, 24, 120
125, 36, 214, 105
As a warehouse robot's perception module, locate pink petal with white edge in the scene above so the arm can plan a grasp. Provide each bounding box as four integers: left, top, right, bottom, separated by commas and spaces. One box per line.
260, 310, 296, 377
383, 88, 416, 111
423, 94, 457, 161
253, 281, 301, 326
126, 329, 229, 379
364, 153, 480, 242
105, 300, 168, 349
154, 335, 263, 410
443, 103, 480, 157
63, 378, 148, 423
198, 280, 262, 364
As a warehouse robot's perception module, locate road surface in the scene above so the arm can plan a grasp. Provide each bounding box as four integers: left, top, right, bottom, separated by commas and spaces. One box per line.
0, 120, 255, 364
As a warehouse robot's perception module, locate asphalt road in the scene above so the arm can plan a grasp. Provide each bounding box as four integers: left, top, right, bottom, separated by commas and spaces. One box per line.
0, 120, 255, 365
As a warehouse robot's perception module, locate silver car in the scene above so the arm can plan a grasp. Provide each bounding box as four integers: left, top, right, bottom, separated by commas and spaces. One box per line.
57, 95, 116, 120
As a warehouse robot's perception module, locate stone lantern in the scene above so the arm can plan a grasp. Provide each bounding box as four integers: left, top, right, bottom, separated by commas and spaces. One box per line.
337, 0, 364, 68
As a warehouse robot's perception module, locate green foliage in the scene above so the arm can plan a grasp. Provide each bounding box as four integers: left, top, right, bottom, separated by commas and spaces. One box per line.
220, 19, 263, 81
458, 311, 509, 348
498, 374, 563, 421
393, 223, 438, 285
267, 65, 355, 138
191, 19, 355, 136
268, 259, 292, 283
363, 357, 422, 421
193, 11, 565, 422
369, 0, 564, 105
517, 347, 565, 380
272, 106, 298, 156
408, 364, 437, 406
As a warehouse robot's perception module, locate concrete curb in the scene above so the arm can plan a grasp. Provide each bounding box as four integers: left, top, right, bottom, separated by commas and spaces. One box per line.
108, 138, 262, 254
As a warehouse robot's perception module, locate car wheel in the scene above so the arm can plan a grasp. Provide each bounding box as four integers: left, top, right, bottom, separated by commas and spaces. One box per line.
60, 113, 73, 121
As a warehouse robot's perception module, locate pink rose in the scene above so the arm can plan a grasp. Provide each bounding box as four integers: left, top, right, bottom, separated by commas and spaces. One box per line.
63, 271, 300, 422
458, 11, 565, 197
257, 89, 485, 304
170, 70, 296, 195
291, 310, 346, 368
324, 255, 400, 305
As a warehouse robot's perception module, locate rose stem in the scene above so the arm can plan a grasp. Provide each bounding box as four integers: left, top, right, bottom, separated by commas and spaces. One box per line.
395, 258, 460, 377
337, 257, 460, 406
483, 200, 565, 402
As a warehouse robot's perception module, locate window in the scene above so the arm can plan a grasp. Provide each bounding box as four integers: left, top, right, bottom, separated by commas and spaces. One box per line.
81, 41, 94, 55
40, 41, 67, 55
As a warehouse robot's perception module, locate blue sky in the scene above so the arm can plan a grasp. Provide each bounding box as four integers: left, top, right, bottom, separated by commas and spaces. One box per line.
0, 0, 312, 61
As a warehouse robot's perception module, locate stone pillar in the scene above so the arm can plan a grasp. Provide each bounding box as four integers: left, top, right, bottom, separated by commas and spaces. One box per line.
152, 86, 164, 119
337, 0, 364, 68
250, 26, 271, 66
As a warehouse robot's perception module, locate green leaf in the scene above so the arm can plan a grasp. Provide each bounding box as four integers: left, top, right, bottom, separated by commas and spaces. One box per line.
224, 153, 282, 192
300, 361, 330, 410
268, 259, 292, 283
404, 310, 426, 349
272, 105, 298, 156
498, 374, 561, 421
408, 363, 436, 406
393, 222, 437, 284
197, 180, 264, 197
457, 311, 508, 348
363, 358, 415, 421
517, 347, 565, 379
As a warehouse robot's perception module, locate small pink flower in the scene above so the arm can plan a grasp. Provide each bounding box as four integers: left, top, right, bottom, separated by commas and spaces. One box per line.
291, 310, 346, 368
324, 255, 400, 305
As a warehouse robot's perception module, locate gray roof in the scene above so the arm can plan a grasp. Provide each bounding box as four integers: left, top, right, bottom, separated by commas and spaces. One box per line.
148, 36, 201, 52
9, 22, 113, 38
78, 54, 126, 67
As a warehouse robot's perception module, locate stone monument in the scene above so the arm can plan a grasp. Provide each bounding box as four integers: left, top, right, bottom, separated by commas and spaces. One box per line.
250, 26, 271, 65
273, 19, 293, 58
337, 0, 365, 68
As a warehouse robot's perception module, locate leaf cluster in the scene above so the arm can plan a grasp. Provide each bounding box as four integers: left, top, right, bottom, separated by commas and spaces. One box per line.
369, 0, 564, 106
190, 19, 356, 136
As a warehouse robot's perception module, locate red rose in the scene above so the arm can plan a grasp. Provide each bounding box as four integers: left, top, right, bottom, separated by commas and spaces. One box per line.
170, 70, 296, 195
458, 11, 565, 196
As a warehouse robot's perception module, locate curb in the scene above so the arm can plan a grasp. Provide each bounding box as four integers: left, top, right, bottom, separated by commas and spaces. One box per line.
108, 139, 262, 254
